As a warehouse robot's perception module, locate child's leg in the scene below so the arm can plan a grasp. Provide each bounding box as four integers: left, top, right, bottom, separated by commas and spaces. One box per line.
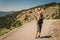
36, 31, 41, 38
36, 31, 38, 37
39, 32, 41, 37
36, 31, 39, 38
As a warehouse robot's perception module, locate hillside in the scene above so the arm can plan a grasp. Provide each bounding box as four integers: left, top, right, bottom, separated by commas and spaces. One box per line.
0, 2, 60, 36
14, 2, 60, 23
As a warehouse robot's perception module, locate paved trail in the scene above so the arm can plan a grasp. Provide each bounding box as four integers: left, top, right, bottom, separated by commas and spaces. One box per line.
0, 20, 57, 40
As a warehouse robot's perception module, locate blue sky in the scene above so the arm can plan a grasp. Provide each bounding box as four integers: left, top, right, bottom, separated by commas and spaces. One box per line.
0, 0, 60, 11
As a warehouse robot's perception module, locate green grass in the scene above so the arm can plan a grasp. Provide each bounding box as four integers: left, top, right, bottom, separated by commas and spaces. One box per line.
0, 28, 10, 36
0, 21, 22, 36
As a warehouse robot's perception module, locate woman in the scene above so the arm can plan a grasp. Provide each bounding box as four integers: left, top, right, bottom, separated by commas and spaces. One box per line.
36, 7, 43, 39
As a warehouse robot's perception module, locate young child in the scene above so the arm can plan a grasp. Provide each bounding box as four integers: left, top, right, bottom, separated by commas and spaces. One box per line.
36, 7, 43, 39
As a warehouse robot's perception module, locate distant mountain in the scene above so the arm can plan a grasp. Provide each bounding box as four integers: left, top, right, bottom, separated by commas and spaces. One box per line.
0, 11, 14, 16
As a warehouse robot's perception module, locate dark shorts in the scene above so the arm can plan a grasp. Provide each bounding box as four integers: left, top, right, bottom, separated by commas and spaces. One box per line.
37, 19, 43, 32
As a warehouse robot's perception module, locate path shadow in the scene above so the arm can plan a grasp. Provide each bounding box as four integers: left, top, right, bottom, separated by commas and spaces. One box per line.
40, 35, 52, 38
